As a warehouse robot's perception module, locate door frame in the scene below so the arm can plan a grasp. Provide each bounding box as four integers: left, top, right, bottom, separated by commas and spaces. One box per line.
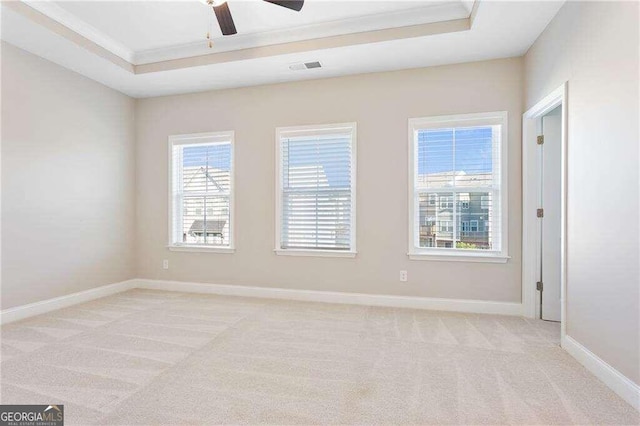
522, 82, 568, 339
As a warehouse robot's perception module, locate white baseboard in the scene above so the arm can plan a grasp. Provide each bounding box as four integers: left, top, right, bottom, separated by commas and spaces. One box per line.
0, 277, 522, 325
135, 279, 523, 316
562, 335, 640, 411
0, 279, 137, 325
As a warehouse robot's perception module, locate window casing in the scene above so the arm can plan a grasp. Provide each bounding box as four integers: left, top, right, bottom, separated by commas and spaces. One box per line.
169, 131, 234, 252
275, 123, 357, 257
408, 112, 509, 262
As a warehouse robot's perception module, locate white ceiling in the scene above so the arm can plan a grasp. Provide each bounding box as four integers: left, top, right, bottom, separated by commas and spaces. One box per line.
1, 0, 564, 98
21, 0, 474, 64
54, 1, 472, 53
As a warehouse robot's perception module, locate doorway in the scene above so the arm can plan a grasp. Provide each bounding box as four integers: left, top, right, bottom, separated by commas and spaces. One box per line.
522, 83, 567, 337
539, 106, 562, 321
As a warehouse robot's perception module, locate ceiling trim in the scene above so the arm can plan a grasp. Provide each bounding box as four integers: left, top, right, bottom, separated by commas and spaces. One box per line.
21, 0, 134, 63
7, 0, 474, 76
136, 17, 471, 74
4, 1, 134, 72
469, 0, 481, 26
133, 2, 471, 65
2, 0, 565, 99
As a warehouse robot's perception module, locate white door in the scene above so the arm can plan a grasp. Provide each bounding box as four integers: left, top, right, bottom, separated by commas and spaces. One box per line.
540, 107, 562, 321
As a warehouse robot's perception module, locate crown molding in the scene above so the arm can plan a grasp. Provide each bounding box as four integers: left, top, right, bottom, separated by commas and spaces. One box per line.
14, 0, 473, 68
135, 17, 470, 74
21, 0, 135, 63
1, 0, 562, 98
133, 1, 471, 65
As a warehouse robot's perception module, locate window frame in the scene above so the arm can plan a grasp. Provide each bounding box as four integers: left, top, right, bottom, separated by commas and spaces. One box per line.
407, 111, 509, 263
275, 122, 357, 258
167, 131, 235, 253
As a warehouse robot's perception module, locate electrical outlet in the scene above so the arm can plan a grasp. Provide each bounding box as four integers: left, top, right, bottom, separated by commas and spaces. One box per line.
399, 270, 408, 282
162, 259, 169, 270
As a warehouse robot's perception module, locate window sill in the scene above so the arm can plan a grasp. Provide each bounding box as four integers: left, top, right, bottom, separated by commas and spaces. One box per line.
274, 249, 357, 258
168, 245, 235, 254
408, 251, 510, 263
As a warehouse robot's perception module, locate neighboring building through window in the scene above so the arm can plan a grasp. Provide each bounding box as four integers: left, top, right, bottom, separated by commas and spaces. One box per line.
169, 131, 234, 250
440, 195, 454, 209
460, 194, 470, 209
276, 123, 356, 256
481, 195, 491, 210
409, 112, 508, 260
440, 221, 453, 232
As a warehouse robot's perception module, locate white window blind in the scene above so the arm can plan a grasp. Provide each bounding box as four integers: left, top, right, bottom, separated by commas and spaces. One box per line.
277, 124, 356, 253
409, 112, 507, 258
170, 132, 233, 249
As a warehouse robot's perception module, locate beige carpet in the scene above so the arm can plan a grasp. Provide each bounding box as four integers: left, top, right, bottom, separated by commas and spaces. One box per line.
1, 289, 638, 425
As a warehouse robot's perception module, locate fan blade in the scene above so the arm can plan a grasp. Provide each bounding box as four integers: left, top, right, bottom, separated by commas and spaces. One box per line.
263, 0, 304, 12
214, 2, 237, 36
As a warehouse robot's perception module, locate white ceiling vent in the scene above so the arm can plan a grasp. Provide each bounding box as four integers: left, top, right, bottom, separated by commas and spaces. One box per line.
289, 61, 322, 71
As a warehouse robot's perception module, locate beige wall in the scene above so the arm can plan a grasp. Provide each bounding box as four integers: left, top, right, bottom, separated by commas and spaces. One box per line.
1, 43, 136, 309
525, 2, 639, 384
136, 57, 523, 302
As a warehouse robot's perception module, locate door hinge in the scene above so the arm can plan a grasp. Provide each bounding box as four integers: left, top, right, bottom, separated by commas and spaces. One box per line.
536, 281, 543, 291
537, 135, 544, 145
537, 208, 544, 218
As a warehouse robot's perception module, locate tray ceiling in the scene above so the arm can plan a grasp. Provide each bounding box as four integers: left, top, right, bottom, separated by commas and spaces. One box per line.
1, 0, 565, 98
21, 0, 474, 64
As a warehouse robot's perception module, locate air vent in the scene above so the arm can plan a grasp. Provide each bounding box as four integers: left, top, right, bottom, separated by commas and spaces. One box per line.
289, 61, 322, 71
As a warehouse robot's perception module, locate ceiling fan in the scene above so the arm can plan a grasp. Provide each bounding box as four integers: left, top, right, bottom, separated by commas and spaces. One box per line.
204, 0, 305, 36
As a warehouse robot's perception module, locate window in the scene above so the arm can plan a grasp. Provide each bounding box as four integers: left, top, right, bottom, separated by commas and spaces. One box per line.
440, 221, 453, 232
440, 196, 454, 209
408, 112, 508, 262
276, 123, 356, 257
428, 193, 437, 205
481, 195, 491, 210
460, 193, 470, 209
423, 216, 434, 226
169, 131, 234, 252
